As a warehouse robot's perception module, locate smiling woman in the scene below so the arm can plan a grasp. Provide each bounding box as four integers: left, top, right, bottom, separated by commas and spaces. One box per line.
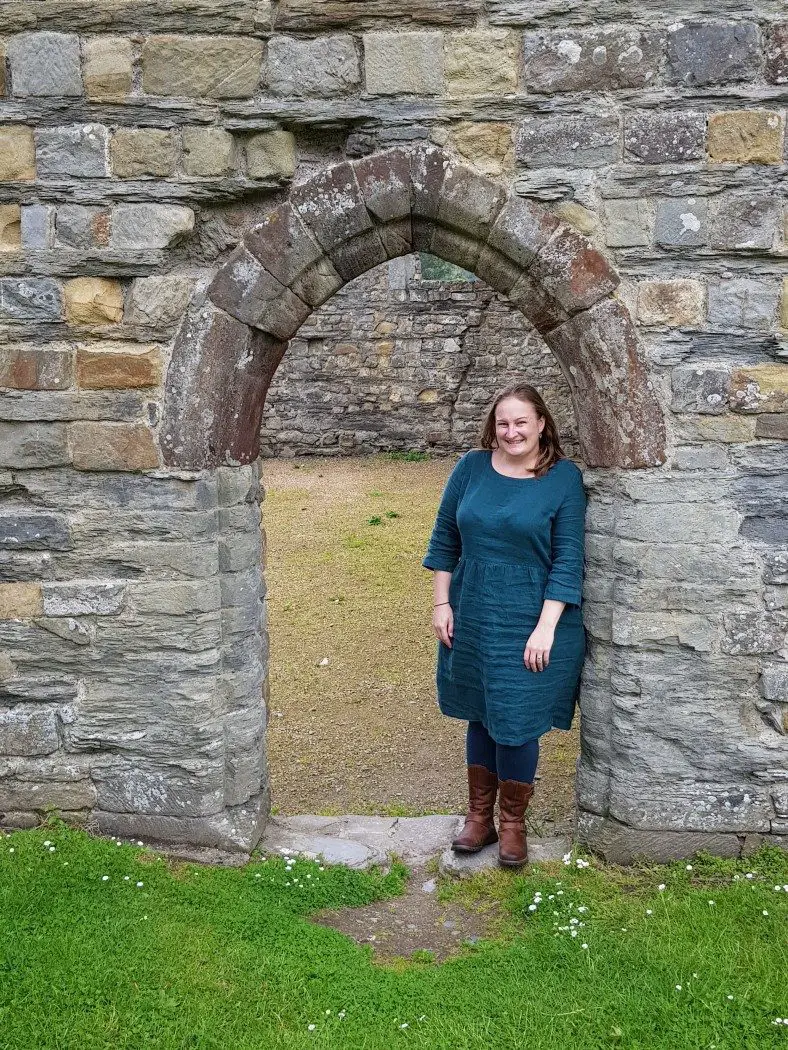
424, 383, 587, 869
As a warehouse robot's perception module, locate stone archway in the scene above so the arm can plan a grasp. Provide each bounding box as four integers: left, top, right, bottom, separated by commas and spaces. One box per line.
152, 144, 670, 857
161, 146, 665, 473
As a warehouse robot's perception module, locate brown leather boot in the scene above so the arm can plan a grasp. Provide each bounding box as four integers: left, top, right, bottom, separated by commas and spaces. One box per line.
451, 765, 499, 853
497, 779, 535, 868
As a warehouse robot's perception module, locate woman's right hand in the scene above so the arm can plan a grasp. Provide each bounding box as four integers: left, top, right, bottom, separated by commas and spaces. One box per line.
432, 604, 454, 648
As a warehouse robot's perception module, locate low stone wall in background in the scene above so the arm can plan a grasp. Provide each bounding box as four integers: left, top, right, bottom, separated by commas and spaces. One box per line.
261, 254, 579, 458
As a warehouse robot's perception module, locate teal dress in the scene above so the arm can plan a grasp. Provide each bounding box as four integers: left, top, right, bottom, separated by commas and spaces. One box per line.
422, 449, 587, 745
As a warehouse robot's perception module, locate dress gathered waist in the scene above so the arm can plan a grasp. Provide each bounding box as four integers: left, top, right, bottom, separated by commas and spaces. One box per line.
458, 552, 549, 580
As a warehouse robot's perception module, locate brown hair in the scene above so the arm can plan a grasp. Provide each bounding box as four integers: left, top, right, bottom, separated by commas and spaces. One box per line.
479, 383, 566, 478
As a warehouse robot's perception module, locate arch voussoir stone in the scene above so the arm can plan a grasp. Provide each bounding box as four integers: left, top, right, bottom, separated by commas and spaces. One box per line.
544, 298, 666, 468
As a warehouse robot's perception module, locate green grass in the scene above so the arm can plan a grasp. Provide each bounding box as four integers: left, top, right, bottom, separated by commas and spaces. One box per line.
1, 826, 787, 1049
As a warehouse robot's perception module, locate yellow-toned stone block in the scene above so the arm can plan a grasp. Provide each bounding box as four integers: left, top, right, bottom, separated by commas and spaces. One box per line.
447, 122, 513, 177
0, 126, 35, 180
0, 204, 21, 249
64, 278, 124, 326
707, 110, 784, 163
781, 277, 788, 330
84, 36, 133, 98
444, 30, 519, 97
246, 130, 296, 178
730, 363, 788, 413
76, 343, 163, 389
0, 583, 42, 619
637, 280, 706, 326
110, 129, 176, 178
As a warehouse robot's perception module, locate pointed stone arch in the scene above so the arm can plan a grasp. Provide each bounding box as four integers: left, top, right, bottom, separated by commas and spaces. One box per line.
160, 145, 666, 471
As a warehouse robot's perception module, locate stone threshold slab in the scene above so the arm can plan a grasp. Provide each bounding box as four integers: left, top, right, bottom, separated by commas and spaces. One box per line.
261, 814, 571, 872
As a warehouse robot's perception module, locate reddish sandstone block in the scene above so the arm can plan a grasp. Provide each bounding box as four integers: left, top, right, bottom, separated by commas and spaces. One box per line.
0, 344, 72, 389
76, 343, 163, 389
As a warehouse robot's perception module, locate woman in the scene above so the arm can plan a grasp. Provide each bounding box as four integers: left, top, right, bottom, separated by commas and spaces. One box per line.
422, 382, 587, 868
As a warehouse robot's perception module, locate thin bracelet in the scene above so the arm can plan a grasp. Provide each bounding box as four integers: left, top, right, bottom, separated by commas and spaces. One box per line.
433, 601, 450, 607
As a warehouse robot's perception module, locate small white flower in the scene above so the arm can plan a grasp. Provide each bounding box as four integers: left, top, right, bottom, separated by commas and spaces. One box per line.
577, 906, 588, 913
676, 985, 682, 991
708, 900, 716, 906
685, 864, 693, 871
338, 1011, 346, 1019
762, 910, 769, 916
326, 1010, 331, 1015
692, 973, 698, 979
8, 848, 14, 853
581, 943, 588, 949
399, 1023, 409, 1030
43, 840, 51, 847
137, 841, 143, 847
124, 876, 130, 881
745, 873, 754, 879
571, 929, 578, 937
658, 884, 666, 891
49, 847, 55, 853
307, 1024, 316, 1031
727, 995, 734, 1000
528, 904, 537, 912
102, 875, 109, 881
645, 909, 653, 915
136, 881, 143, 887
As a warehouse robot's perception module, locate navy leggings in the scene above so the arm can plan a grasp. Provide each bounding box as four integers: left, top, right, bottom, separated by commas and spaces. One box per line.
466, 721, 539, 784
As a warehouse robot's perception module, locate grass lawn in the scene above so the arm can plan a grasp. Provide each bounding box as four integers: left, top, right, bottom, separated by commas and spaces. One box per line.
1, 825, 786, 1049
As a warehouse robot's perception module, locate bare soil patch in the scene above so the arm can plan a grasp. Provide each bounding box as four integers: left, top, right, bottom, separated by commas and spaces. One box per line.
261, 455, 579, 835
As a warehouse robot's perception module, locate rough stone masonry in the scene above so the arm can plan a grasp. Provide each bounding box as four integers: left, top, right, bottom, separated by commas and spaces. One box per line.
0, 1, 786, 862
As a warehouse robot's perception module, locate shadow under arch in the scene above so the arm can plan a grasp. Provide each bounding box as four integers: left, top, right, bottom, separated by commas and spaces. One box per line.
160, 145, 666, 472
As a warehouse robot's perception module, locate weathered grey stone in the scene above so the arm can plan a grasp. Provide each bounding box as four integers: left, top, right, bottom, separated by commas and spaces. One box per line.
0, 772, 95, 813
603, 199, 652, 247
0, 514, 72, 551
35, 125, 108, 178
110, 205, 195, 249
764, 550, 788, 586
364, 31, 444, 95
182, 128, 235, 177
708, 194, 781, 251
125, 276, 193, 329
208, 244, 310, 336
0, 391, 149, 423
20, 205, 56, 249
55, 205, 110, 249
530, 224, 619, 315
756, 415, 788, 440
616, 503, 740, 544
437, 163, 506, 241
0, 706, 60, 756
92, 758, 225, 817
707, 279, 781, 331
268, 35, 360, 97
0, 422, 69, 468
34, 617, 93, 645
487, 195, 558, 268
671, 364, 730, 414
0, 278, 62, 321
623, 111, 706, 164
722, 613, 787, 655
129, 580, 221, 615
762, 663, 788, 700
141, 35, 263, 98
667, 21, 761, 86
637, 279, 705, 326
291, 161, 373, 252
8, 32, 82, 97
42, 582, 126, 616
523, 27, 662, 92
517, 115, 619, 168
655, 197, 707, 248
246, 130, 296, 179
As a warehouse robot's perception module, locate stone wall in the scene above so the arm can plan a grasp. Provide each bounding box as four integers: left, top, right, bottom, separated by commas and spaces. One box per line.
0, 4, 786, 859
261, 254, 579, 457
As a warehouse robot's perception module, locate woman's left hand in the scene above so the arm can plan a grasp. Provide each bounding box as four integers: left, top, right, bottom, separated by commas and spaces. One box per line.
524, 623, 555, 672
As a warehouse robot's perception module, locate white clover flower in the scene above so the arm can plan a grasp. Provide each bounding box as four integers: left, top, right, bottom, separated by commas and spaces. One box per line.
528, 904, 537, 912
307, 1024, 316, 1031
43, 840, 51, 847
49, 847, 55, 853
571, 929, 578, 937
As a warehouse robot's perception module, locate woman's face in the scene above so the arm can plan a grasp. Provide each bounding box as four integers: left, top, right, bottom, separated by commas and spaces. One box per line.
494, 397, 544, 458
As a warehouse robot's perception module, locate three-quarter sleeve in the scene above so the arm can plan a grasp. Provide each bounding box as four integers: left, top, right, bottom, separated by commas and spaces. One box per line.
421, 452, 470, 573
544, 465, 587, 607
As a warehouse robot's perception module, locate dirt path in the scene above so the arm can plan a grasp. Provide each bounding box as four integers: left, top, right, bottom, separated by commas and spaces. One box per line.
261, 455, 580, 835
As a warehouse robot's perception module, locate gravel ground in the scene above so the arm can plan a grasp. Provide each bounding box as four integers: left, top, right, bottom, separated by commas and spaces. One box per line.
261, 455, 580, 836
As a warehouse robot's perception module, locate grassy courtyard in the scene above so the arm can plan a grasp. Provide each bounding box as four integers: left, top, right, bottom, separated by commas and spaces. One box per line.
0, 826, 786, 1049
